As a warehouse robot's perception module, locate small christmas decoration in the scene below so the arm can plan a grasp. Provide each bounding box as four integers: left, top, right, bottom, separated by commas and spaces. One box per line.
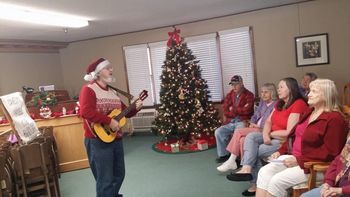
29, 91, 58, 108
197, 140, 208, 150
170, 143, 180, 153
75, 101, 80, 115
39, 106, 52, 119
178, 87, 185, 100
7, 132, 18, 144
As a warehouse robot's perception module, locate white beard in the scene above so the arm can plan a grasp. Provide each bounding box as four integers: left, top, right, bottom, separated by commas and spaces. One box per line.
101, 76, 116, 83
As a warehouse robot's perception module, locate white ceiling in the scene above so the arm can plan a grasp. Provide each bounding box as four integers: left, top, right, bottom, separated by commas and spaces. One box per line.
0, 0, 311, 43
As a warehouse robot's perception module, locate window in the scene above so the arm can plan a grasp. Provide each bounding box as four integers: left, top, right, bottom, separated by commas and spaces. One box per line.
186, 33, 222, 101
124, 26, 256, 106
219, 27, 255, 95
123, 44, 154, 106
148, 41, 167, 104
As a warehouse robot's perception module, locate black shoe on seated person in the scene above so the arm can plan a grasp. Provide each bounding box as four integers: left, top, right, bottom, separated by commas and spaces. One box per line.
215, 155, 230, 163
226, 173, 253, 181
242, 189, 256, 196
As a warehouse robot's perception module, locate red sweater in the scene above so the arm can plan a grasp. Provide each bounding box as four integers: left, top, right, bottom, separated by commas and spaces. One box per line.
223, 88, 254, 124
79, 81, 137, 138
324, 155, 350, 195
278, 108, 348, 173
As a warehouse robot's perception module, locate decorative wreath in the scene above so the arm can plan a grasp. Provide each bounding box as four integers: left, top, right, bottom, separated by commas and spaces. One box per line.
30, 92, 58, 107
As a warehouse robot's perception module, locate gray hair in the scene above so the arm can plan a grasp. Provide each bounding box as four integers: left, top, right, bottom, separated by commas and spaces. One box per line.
305, 72, 318, 81
261, 83, 278, 100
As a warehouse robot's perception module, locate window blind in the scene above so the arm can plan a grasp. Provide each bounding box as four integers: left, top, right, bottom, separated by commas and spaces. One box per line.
123, 44, 154, 106
186, 33, 223, 101
148, 41, 167, 104
218, 27, 256, 96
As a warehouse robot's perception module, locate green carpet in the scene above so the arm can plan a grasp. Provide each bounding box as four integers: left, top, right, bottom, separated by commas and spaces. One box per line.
59, 133, 250, 197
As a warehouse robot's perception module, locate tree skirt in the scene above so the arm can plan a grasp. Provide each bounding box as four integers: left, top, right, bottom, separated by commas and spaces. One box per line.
152, 135, 216, 154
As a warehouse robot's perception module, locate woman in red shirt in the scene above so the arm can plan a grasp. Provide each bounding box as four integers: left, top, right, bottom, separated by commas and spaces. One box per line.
255, 79, 348, 197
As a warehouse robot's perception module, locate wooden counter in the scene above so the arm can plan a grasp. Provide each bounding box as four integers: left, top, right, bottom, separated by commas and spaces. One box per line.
0, 115, 89, 173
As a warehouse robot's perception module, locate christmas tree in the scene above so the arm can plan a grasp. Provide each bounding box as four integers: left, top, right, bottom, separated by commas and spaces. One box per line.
153, 28, 221, 145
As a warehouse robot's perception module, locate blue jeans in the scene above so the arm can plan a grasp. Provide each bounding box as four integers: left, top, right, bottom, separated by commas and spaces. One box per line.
242, 132, 281, 183
214, 118, 245, 157
301, 187, 350, 197
300, 188, 321, 197
85, 138, 125, 197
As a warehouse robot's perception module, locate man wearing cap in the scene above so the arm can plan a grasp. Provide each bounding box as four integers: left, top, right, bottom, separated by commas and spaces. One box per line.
79, 58, 143, 197
215, 75, 254, 163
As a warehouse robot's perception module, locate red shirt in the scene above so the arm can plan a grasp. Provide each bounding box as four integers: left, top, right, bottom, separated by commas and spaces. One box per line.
292, 118, 309, 157
324, 155, 350, 195
271, 99, 308, 132
278, 108, 348, 173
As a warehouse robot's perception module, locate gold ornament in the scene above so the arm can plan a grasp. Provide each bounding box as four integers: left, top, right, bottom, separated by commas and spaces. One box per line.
178, 87, 185, 100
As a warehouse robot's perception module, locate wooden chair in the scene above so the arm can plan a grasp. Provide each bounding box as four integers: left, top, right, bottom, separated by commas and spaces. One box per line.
0, 132, 15, 197
343, 82, 350, 118
291, 161, 330, 197
38, 126, 60, 178
0, 146, 15, 197
39, 139, 60, 197
343, 82, 350, 106
10, 142, 52, 197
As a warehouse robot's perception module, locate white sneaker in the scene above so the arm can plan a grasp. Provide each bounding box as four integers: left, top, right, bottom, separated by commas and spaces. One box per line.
217, 161, 237, 172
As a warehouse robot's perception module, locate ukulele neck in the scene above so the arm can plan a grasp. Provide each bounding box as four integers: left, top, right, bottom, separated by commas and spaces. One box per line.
114, 98, 139, 121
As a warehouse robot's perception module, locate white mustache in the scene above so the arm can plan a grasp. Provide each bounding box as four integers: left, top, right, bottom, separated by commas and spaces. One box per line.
102, 76, 116, 83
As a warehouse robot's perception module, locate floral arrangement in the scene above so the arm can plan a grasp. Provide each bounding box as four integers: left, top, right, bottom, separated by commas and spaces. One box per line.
29, 92, 58, 107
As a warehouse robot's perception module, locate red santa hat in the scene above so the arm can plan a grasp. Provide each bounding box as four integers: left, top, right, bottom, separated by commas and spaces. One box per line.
84, 58, 111, 81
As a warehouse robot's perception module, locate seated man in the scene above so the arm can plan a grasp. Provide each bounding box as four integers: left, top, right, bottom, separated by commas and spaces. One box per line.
299, 72, 317, 98
214, 75, 254, 163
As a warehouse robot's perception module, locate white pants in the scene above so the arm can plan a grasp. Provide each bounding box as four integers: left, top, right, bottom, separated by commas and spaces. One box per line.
257, 162, 308, 197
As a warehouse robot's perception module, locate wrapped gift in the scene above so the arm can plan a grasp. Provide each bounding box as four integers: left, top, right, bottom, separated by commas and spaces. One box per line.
170, 143, 179, 153
197, 139, 208, 150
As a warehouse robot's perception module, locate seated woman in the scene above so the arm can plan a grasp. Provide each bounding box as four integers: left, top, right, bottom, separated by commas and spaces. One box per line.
300, 139, 350, 197
217, 83, 277, 172
255, 78, 349, 197
226, 78, 308, 188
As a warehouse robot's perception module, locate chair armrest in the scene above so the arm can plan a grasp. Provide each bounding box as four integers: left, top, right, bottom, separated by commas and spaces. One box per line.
304, 161, 330, 170
304, 161, 330, 190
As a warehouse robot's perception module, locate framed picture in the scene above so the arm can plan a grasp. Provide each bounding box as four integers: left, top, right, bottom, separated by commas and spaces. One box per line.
295, 33, 329, 67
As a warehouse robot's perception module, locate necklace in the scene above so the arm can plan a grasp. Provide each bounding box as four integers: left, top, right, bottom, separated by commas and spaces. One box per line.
309, 108, 324, 123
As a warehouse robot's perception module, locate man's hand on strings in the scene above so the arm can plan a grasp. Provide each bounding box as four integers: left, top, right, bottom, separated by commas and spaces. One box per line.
109, 119, 120, 131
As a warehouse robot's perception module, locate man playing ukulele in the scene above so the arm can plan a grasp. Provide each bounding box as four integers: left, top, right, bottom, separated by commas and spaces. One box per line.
79, 58, 143, 197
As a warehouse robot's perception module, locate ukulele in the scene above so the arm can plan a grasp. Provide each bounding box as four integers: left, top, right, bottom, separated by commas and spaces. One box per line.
93, 90, 148, 143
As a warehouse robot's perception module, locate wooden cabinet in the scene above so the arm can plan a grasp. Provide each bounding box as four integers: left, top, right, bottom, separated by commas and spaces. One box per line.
0, 115, 89, 172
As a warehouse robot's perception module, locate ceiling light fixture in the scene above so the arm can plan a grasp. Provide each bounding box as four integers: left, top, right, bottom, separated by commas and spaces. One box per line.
0, 3, 89, 28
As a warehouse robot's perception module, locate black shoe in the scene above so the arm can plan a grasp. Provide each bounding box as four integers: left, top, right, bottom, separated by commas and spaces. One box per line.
226, 173, 253, 181
215, 155, 230, 163
242, 189, 256, 196
236, 158, 242, 168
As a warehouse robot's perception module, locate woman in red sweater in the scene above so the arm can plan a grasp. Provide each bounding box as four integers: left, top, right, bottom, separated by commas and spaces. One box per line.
301, 138, 350, 197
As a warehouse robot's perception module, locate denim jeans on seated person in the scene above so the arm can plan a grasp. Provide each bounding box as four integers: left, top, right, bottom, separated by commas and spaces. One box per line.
301, 187, 350, 197
85, 138, 125, 197
215, 118, 245, 157
242, 132, 281, 182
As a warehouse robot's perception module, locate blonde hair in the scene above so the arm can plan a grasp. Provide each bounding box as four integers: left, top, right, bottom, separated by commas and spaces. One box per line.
309, 79, 341, 112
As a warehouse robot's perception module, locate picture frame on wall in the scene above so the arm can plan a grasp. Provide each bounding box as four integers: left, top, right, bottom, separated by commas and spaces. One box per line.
295, 33, 329, 67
